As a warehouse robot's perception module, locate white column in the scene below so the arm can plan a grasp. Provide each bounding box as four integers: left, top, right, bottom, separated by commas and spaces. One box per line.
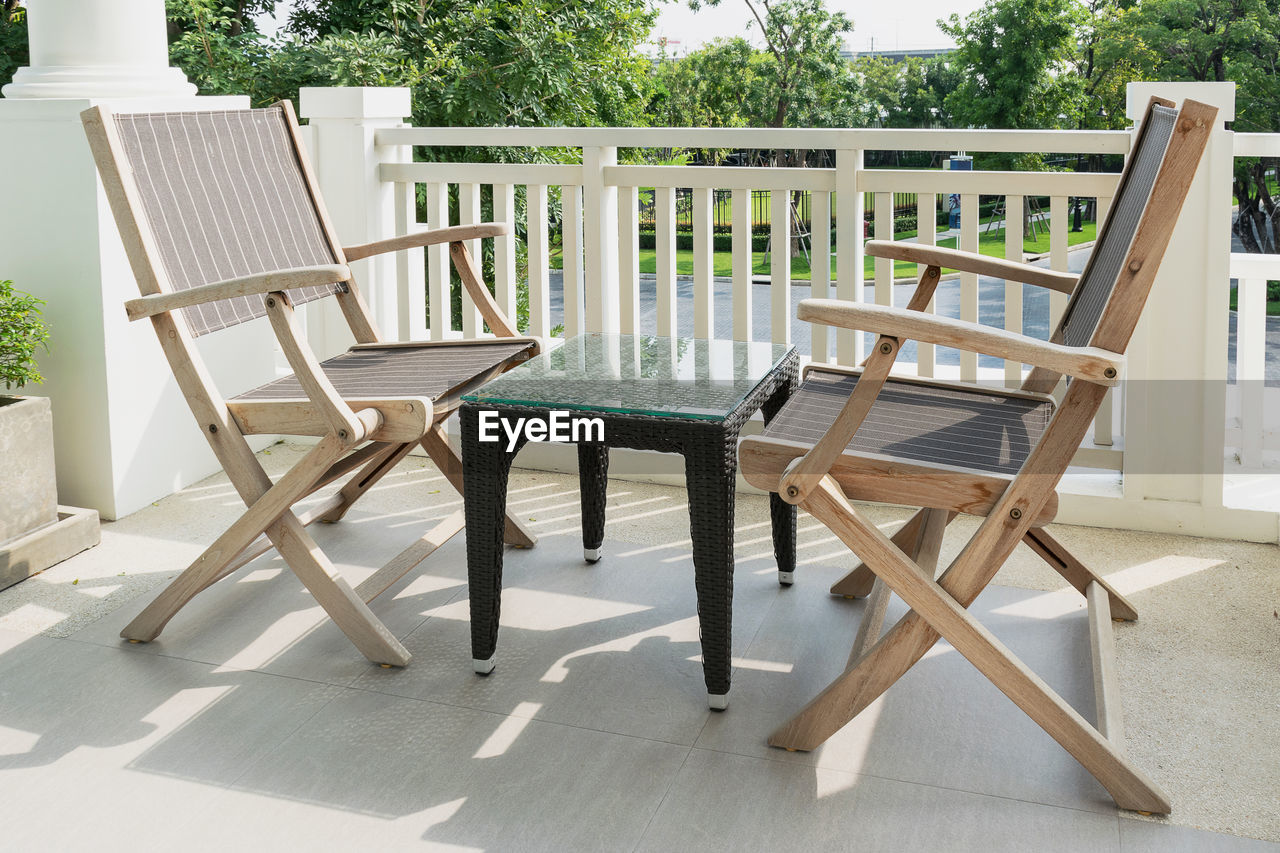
1118, 84, 1236, 509
0, 0, 257, 519
583, 146, 619, 333
299, 87, 413, 354
2, 0, 196, 99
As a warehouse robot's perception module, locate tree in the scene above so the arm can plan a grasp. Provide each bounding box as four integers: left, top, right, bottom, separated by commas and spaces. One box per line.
280, 0, 659, 130
0, 1, 27, 89
1099, 0, 1280, 251
648, 37, 758, 130
689, 0, 857, 130
941, 0, 1084, 129
165, 0, 316, 105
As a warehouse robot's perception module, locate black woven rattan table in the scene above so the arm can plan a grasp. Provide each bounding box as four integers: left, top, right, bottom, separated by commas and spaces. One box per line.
460, 333, 799, 709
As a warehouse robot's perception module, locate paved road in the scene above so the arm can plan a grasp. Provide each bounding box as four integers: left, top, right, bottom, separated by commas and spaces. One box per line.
546, 246, 1279, 378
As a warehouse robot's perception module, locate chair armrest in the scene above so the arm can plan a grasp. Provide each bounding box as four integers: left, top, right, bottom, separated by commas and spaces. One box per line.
124, 265, 351, 322
865, 241, 1078, 295
343, 223, 510, 262
798, 299, 1123, 386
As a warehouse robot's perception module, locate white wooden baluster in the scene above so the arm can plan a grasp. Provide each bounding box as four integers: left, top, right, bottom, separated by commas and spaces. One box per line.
583, 146, 619, 334
459, 182, 483, 337
731, 187, 753, 341
770, 188, 792, 345
1094, 195, 1115, 445
655, 185, 677, 337
493, 183, 517, 328
426, 181, 450, 339
1237, 274, 1266, 468
526, 184, 552, 340
915, 193, 936, 377
1048, 196, 1070, 325
1004, 194, 1024, 387
393, 181, 426, 341
836, 149, 863, 365
562, 184, 585, 338
693, 186, 714, 339
960, 192, 979, 380
618, 185, 640, 335
874, 192, 893, 309
811, 190, 832, 362
1048, 195, 1069, 399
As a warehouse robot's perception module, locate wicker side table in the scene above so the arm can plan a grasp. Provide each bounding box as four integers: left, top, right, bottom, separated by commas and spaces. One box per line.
460, 334, 798, 710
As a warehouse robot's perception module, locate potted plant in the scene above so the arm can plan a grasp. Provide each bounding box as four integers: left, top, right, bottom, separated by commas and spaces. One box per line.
1, 278, 98, 591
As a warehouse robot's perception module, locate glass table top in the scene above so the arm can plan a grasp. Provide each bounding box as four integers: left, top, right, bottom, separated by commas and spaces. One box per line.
463, 334, 795, 421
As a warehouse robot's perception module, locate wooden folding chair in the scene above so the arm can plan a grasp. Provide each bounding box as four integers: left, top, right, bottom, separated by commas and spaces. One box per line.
82, 102, 539, 666
738, 97, 1217, 813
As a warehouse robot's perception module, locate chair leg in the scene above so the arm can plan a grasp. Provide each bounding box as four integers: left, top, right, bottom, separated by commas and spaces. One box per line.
122, 433, 349, 642
420, 424, 537, 548
829, 508, 927, 598
779, 479, 1170, 813
317, 441, 417, 523
1023, 527, 1138, 621
846, 508, 950, 667
122, 433, 411, 667
265, 513, 411, 667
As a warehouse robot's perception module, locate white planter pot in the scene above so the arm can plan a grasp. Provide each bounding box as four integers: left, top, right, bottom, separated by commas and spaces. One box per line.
0, 396, 58, 545
0, 395, 99, 590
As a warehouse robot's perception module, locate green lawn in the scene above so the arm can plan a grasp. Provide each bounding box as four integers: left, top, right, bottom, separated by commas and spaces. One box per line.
1229, 281, 1280, 316
551, 221, 1098, 281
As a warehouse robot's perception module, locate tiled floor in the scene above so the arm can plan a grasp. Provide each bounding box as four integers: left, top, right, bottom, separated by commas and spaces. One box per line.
0, 449, 1276, 851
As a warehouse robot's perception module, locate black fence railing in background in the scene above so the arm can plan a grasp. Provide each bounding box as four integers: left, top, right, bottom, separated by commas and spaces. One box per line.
639, 188, 938, 233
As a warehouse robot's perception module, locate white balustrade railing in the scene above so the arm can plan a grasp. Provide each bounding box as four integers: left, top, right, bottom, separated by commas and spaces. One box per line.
373, 125, 1128, 464
288, 82, 1280, 539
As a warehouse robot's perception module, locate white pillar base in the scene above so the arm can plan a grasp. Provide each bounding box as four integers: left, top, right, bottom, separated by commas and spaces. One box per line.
2, 65, 196, 100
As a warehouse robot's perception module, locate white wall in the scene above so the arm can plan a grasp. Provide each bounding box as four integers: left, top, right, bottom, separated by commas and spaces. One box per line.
0, 95, 282, 520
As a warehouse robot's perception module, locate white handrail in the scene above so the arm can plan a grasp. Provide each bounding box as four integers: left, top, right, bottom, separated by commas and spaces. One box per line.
376, 125, 1130, 153
1233, 134, 1280, 157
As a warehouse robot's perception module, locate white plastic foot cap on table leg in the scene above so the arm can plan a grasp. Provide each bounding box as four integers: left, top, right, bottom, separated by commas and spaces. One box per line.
584, 547, 602, 563
708, 693, 729, 711
778, 571, 795, 586
473, 656, 496, 675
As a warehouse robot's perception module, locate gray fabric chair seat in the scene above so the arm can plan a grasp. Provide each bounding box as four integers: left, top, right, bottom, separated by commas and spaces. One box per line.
761, 368, 1054, 476
233, 340, 535, 402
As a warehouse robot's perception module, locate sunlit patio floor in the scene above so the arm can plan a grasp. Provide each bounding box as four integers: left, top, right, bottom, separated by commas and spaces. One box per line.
1, 442, 1276, 851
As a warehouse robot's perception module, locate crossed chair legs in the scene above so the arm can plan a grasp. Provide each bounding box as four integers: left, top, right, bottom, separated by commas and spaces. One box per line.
768, 481, 1170, 814
120, 426, 536, 667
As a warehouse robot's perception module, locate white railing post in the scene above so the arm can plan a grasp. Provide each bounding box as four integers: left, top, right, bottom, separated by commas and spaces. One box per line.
835, 149, 865, 364
1121, 82, 1237, 512
693, 186, 715, 338
1236, 273, 1266, 468
618, 185, 641, 335
299, 87, 412, 354
583, 146, 620, 333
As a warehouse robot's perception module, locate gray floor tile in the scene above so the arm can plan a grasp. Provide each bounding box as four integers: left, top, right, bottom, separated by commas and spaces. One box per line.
204, 686, 689, 851
0, 637, 340, 849
695, 582, 1120, 813
1120, 818, 1280, 852
636, 747, 1122, 853
351, 531, 778, 745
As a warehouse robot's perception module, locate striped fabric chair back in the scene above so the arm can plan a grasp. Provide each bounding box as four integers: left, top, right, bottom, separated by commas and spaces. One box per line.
111, 105, 341, 337
1057, 103, 1178, 348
